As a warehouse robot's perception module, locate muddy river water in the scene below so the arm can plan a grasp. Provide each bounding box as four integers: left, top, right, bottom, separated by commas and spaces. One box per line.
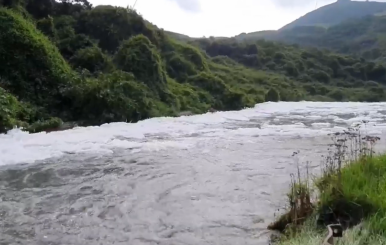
1, 102, 386, 245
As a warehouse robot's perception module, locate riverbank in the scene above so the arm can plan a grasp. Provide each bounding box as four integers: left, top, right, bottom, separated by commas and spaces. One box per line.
3, 2, 386, 135
269, 126, 386, 244
2, 109, 216, 135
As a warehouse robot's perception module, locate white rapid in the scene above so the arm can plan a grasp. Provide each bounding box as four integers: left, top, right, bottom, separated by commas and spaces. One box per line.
1, 102, 386, 245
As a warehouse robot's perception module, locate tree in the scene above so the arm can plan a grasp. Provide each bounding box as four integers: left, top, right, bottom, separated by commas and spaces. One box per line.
0, 8, 73, 108
0, 0, 22, 7
327, 89, 345, 101
114, 35, 167, 95
36, 16, 56, 39
76, 6, 156, 52
55, 0, 92, 16
265, 88, 280, 102
26, 0, 55, 19
69, 46, 112, 72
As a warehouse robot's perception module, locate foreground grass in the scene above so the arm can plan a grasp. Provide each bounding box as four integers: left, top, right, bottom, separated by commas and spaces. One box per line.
326, 154, 386, 233
279, 219, 386, 245
270, 128, 386, 244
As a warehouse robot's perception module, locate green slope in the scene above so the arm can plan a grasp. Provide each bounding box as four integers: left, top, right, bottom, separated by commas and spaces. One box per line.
235, 14, 386, 61
281, 0, 386, 30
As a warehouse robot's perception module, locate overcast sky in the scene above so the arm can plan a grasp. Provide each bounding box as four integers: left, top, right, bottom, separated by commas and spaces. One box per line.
88, 0, 378, 37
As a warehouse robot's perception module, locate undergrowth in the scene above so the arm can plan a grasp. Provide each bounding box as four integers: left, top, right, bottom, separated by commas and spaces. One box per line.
269, 123, 386, 244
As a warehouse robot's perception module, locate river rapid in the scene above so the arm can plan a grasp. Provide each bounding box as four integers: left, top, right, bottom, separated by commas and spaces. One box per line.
1, 102, 386, 245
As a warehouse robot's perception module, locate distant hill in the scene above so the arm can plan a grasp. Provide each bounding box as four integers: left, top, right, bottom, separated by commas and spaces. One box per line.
164, 31, 193, 41
168, 0, 386, 60
234, 14, 386, 61
164, 31, 228, 42
281, 0, 386, 30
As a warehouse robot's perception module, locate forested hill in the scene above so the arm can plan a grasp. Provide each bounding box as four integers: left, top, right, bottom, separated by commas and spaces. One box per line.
233, 1, 386, 61
281, 0, 386, 30
1, 0, 386, 134
235, 14, 386, 61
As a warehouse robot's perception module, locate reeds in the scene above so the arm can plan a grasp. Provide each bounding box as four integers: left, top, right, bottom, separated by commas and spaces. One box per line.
268, 123, 385, 244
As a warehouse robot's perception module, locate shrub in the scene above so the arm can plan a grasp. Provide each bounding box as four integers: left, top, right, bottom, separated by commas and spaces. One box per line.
165, 53, 197, 81
114, 34, 167, 95
265, 88, 280, 102
0, 87, 22, 133
65, 71, 154, 125
76, 6, 158, 52
27, 117, 63, 133
0, 8, 73, 110
327, 89, 345, 101
36, 16, 56, 39
69, 46, 113, 72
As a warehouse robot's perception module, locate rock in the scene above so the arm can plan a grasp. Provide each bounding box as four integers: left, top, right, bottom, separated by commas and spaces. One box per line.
178, 111, 194, 116
45, 122, 78, 133
59, 122, 78, 130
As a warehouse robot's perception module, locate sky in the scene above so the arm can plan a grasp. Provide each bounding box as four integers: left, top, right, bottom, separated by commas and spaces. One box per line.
88, 0, 377, 37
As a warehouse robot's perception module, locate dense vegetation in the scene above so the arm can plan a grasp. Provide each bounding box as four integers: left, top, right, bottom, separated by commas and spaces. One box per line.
269, 128, 386, 244
191, 37, 386, 102
236, 14, 386, 62
1, 0, 386, 133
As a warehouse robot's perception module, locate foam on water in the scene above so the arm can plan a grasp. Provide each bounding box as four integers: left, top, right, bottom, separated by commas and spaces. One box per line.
2, 102, 386, 166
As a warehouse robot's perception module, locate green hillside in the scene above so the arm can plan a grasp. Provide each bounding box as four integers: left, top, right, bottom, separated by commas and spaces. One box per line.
1, 0, 386, 133
281, 0, 386, 30
191, 37, 386, 97
235, 14, 386, 61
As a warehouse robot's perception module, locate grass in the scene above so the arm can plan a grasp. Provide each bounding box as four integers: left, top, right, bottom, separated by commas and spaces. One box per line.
269, 124, 386, 244
278, 219, 386, 245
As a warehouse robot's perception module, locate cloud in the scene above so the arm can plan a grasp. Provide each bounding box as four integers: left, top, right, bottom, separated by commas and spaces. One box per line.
270, 0, 332, 8
169, 0, 201, 13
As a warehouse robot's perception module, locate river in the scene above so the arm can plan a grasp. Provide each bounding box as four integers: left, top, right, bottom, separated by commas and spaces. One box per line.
1, 102, 386, 245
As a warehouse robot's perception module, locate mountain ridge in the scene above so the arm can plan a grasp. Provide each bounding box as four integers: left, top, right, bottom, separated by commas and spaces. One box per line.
280, 0, 386, 30
169, 0, 386, 44
233, 13, 386, 61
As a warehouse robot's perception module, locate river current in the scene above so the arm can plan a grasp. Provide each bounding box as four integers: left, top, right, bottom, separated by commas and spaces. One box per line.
1, 102, 386, 245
